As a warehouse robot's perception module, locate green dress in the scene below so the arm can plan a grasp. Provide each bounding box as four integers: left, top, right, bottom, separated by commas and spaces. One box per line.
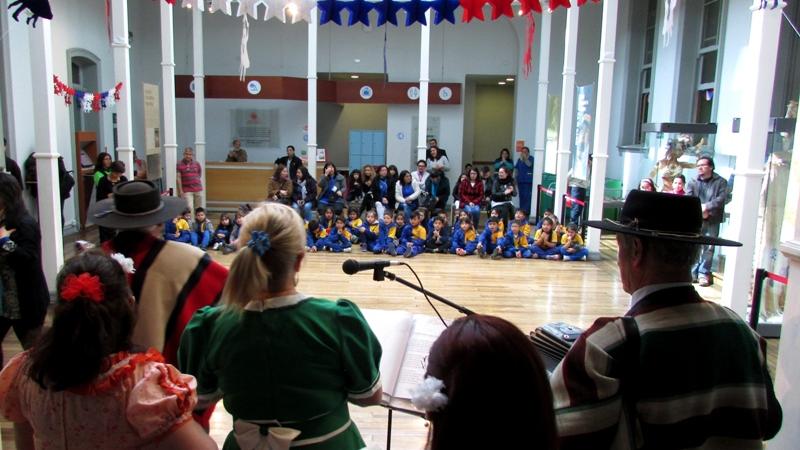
178, 294, 382, 450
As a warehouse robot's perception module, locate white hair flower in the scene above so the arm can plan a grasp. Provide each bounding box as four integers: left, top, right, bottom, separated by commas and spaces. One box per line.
110, 253, 136, 274
410, 376, 448, 412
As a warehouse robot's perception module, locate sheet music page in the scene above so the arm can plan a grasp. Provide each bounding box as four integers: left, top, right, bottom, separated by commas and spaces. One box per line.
392, 314, 447, 400
360, 309, 415, 397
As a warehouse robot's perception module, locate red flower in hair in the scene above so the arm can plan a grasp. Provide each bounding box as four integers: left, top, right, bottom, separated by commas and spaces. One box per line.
60, 273, 104, 303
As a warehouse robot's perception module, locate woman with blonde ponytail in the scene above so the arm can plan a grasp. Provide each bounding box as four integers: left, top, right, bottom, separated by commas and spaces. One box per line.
179, 202, 383, 450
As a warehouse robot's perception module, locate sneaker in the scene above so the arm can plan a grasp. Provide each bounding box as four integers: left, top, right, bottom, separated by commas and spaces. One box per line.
491, 247, 502, 260
343, 248, 352, 253
211, 242, 221, 251
478, 246, 487, 259
404, 247, 413, 258
222, 245, 235, 255
531, 253, 539, 259
698, 274, 712, 287
388, 246, 397, 256
546, 254, 561, 261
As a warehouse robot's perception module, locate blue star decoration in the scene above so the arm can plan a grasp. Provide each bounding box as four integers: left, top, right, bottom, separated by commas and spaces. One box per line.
430, 0, 459, 24
399, 0, 430, 26
370, 0, 405, 26
318, 0, 348, 25
343, 0, 372, 26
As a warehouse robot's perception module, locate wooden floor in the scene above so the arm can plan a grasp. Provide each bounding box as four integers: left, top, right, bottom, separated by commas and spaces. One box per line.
1, 231, 780, 450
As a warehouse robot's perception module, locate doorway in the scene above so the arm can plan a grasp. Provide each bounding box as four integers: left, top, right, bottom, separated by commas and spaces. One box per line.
67, 50, 102, 230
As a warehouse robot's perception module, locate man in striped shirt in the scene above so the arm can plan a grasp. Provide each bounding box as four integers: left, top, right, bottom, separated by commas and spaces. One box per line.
177, 146, 204, 211
550, 190, 782, 449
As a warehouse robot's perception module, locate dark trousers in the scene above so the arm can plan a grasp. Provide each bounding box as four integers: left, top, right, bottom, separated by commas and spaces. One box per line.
493, 202, 514, 231
694, 221, 721, 277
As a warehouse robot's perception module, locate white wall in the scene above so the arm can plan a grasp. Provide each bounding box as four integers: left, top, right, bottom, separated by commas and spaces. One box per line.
386, 104, 464, 173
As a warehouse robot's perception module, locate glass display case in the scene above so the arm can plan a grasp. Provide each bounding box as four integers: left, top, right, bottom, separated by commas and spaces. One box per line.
618, 122, 718, 195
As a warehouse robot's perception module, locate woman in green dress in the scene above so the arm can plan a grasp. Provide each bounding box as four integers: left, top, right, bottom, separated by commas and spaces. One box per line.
179, 202, 383, 450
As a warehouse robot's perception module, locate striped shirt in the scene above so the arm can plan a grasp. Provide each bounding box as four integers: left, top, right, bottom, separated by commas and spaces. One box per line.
551, 286, 782, 450
177, 159, 203, 192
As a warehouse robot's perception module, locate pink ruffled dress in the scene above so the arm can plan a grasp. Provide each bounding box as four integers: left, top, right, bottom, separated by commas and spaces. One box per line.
0, 349, 198, 450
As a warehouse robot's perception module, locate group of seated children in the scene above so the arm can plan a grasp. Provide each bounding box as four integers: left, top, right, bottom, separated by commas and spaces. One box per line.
164, 205, 249, 254
303, 205, 588, 261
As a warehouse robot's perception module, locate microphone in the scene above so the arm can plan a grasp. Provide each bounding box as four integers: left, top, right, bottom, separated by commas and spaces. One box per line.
342, 259, 402, 275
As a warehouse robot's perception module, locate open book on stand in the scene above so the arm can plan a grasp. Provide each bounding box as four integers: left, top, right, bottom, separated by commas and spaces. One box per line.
529, 322, 583, 373
361, 309, 447, 415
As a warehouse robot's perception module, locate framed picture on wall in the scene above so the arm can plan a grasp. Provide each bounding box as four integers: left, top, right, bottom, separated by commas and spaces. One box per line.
316, 148, 327, 162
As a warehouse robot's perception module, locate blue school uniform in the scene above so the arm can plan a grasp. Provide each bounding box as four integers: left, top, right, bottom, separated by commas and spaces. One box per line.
501, 231, 532, 258
450, 228, 478, 255
478, 227, 504, 254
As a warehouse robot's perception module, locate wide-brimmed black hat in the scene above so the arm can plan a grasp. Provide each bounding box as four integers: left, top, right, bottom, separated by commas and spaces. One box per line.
89, 180, 187, 229
585, 190, 741, 247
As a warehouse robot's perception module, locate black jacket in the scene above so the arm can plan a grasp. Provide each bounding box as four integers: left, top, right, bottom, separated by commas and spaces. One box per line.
275, 155, 304, 180
1, 213, 49, 328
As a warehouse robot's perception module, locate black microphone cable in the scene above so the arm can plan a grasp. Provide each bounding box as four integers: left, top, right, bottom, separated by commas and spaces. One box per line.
398, 262, 448, 329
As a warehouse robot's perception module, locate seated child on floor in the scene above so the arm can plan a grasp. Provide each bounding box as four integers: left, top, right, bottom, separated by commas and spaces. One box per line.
450, 217, 478, 256
190, 207, 214, 251
305, 219, 328, 253
476, 217, 504, 259
361, 210, 382, 254
403, 211, 427, 258
320, 207, 336, 235
211, 213, 233, 250
514, 209, 532, 237
560, 223, 589, 261
322, 217, 353, 253
346, 209, 364, 244
425, 216, 451, 253
531, 217, 561, 260
452, 210, 469, 236
490, 208, 505, 233
377, 211, 398, 256
500, 220, 532, 259
165, 208, 192, 243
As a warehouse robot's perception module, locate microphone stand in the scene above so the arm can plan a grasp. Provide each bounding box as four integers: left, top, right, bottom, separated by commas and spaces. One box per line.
373, 268, 476, 316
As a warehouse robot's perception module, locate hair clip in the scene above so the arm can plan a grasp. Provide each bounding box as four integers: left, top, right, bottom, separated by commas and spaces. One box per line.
247, 230, 272, 257
410, 376, 448, 412
61, 273, 104, 303
110, 253, 136, 274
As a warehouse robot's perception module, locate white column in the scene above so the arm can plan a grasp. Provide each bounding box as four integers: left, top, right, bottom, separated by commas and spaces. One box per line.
720, 3, 783, 318
531, 11, 552, 217
161, 1, 178, 194
586, 0, 618, 254
554, 7, 579, 220
307, 7, 318, 176
112, 0, 135, 180
192, 5, 206, 206
29, 21, 63, 290
416, 10, 432, 163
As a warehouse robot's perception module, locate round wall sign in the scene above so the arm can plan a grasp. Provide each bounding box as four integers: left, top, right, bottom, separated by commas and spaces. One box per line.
189, 80, 196, 94
407, 86, 420, 100
247, 80, 262, 95
360, 85, 374, 100
438, 87, 452, 101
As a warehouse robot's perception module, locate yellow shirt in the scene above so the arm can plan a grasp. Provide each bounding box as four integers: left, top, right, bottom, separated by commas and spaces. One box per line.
561, 233, 584, 247
520, 223, 532, 237
497, 220, 505, 234
489, 230, 503, 244
510, 233, 529, 248
175, 218, 190, 233
534, 229, 559, 244
412, 225, 427, 241
349, 218, 363, 228
465, 228, 477, 242
369, 223, 381, 235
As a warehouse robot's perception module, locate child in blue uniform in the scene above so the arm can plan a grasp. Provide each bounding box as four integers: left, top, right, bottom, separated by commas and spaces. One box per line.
346, 209, 364, 244
323, 217, 353, 253
404, 211, 427, 258
361, 211, 382, 253
476, 218, 504, 259
377, 212, 398, 255
531, 217, 561, 259
450, 217, 478, 256
425, 216, 451, 253
560, 223, 589, 261
306, 219, 328, 252
501, 220, 532, 258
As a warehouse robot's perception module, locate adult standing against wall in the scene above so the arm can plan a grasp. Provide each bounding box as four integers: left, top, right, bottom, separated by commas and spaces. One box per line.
515, 146, 534, 215
427, 146, 450, 173
491, 167, 516, 230
275, 145, 303, 181
176, 147, 203, 212
493, 148, 514, 174
226, 139, 248, 162
685, 155, 728, 287
0, 173, 49, 367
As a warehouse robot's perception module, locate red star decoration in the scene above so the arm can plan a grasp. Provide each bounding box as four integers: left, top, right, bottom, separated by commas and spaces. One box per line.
460, 0, 489, 22
488, 0, 514, 20
549, 0, 571, 11
519, 0, 543, 15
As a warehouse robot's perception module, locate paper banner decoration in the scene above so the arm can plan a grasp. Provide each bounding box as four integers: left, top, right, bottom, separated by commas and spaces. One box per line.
8, 0, 53, 28
172, 0, 315, 23
53, 75, 122, 112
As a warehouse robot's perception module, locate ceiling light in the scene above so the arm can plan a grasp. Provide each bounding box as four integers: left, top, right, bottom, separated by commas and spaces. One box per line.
287, 2, 299, 18
498, 81, 507, 85
351, 75, 360, 79
354, 58, 361, 63
506, 77, 514, 82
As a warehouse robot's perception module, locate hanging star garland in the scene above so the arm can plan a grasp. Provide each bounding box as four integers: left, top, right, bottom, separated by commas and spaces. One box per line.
548, 0, 571, 11
518, 0, 543, 15
53, 75, 122, 112
208, 0, 232, 14
487, 0, 514, 20
430, 0, 460, 24
318, 0, 347, 25
237, 0, 260, 19
399, 0, 430, 26
369, 0, 405, 26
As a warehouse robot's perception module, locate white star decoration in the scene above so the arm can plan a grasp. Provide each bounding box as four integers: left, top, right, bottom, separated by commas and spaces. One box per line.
208, 0, 232, 15
202, 0, 313, 22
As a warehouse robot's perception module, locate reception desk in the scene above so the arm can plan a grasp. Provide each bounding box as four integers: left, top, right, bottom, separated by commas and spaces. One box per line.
206, 162, 323, 210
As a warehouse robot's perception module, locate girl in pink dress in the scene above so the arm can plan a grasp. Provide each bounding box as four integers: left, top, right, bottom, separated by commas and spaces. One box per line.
0, 252, 216, 450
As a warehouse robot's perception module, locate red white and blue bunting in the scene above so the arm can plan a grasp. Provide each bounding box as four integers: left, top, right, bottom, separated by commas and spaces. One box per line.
53, 76, 123, 113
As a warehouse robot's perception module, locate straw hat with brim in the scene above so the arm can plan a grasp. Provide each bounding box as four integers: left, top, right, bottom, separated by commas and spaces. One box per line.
585, 190, 742, 247
89, 180, 187, 230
